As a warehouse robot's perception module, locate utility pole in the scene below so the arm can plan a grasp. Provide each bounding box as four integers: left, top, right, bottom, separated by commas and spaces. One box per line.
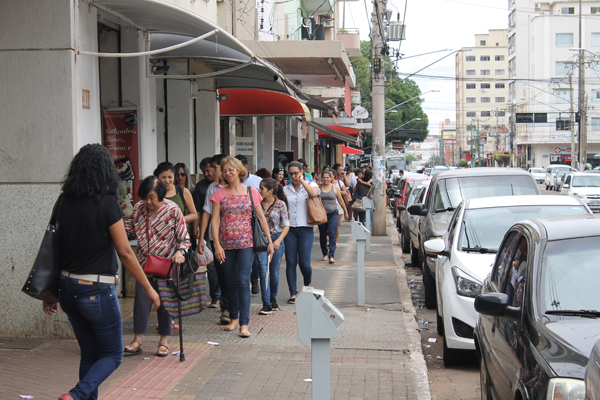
476, 119, 481, 167
578, 0, 587, 170
370, 0, 387, 236
570, 75, 577, 168
440, 129, 444, 165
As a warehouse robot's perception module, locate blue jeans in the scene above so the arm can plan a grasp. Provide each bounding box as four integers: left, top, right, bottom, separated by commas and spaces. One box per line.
206, 241, 221, 302
222, 247, 254, 326
319, 211, 339, 258
59, 275, 122, 400
257, 232, 285, 304
284, 227, 314, 297
210, 241, 228, 312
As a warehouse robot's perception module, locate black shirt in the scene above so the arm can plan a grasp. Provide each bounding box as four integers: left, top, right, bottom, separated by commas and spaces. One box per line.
192, 178, 212, 218
57, 194, 124, 275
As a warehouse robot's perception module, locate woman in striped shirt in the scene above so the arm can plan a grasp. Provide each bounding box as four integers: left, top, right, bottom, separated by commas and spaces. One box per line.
124, 176, 191, 357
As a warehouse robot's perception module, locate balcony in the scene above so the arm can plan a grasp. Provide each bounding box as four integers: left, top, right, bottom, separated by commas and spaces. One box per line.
336, 28, 360, 57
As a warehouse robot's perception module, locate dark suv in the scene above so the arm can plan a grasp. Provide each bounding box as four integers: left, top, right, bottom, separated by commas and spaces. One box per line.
408, 168, 540, 308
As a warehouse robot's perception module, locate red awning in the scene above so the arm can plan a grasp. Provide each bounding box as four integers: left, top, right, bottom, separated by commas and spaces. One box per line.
219, 89, 304, 116
341, 145, 364, 155
316, 125, 360, 137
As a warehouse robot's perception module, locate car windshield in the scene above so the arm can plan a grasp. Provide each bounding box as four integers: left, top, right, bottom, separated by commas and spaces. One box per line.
459, 205, 588, 252
539, 236, 600, 314
387, 158, 405, 170
434, 176, 539, 212
572, 175, 600, 187
431, 167, 449, 176
553, 167, 571, 175
531, 168, 545, 174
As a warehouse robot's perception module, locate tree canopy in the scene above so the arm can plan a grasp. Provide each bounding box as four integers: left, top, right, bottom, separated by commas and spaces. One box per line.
351, 41, 430, 149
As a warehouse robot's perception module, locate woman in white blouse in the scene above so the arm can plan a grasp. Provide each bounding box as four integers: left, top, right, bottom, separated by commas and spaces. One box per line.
282, 161, 319, 304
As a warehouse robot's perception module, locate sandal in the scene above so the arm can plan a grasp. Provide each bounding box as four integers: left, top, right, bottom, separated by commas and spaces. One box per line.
156, 344, 170, 357
224, 322, 238, 332
239, 327, 251, 338
124, 340, 142, 354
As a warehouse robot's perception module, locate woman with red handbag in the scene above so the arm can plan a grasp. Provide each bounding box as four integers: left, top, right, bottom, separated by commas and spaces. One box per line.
123, 176, 190, 357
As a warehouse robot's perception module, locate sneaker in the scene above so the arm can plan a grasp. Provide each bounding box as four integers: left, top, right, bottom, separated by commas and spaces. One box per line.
219, 312, 231, 325
287, 297, 296, 304
259, 303, 273, 315
208, 299, 220, 308
251, 278, 260, 294
271, 300, 280, 311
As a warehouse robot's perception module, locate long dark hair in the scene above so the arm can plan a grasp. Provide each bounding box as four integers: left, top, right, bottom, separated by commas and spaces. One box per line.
261, 178, 288, 208
62, 144, 120, 201
363, 169, 374, 181
154, 161, 175, 177
174, 162, 192, 190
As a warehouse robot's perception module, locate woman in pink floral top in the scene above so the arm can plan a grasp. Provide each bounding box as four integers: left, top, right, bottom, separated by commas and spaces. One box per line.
211, 157, 273, 338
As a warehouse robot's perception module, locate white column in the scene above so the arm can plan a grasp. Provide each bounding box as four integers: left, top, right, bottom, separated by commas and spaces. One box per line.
196, 89, 220, 167
257, 116, 275, 170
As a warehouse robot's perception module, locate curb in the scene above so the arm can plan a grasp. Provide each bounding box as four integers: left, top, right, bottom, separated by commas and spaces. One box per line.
388, 214, 432, 400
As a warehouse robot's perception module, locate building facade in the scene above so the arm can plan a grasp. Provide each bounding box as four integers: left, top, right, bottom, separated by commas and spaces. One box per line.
0, 0, 358, 337
510, 0, 600, 168
456, 30, 509, 165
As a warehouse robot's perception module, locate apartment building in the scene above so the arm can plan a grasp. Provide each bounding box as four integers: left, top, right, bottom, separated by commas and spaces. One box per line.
456, 30, 510, 165
510, 0, 600, 168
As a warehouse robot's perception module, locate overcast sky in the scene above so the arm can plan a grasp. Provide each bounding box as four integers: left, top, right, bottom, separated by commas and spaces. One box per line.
344, 0, 509, 133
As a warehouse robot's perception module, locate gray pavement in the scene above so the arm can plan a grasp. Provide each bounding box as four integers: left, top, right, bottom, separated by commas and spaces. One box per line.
0, 212, 430, 400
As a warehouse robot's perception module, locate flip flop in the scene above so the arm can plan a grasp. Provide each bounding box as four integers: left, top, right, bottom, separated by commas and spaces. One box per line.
124, 340, 142, 354
156, 344, 170, 357
224, 323, 238, 332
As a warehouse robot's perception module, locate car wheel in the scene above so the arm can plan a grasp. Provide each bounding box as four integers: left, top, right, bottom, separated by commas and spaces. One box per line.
411, 242, 420, 266
443, 335, 465, 366
402, 226, 411, 254
422, 255, 437, 309
480, 354, 492, 400
545, 184, 549, 190
436, 308, 444, 336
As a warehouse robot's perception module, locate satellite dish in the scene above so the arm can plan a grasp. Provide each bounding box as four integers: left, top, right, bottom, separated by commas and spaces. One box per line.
352, 106, 369, 119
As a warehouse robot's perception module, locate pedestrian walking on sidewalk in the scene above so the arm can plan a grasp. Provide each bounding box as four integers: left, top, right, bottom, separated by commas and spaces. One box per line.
124, 176, 191, 357
257, 178, 290, 314
283, 161, 320, 304
211, 157, 273, 338
198, 154, 231, 324
318, 171, 348, 264
354, 169, 374, 230
42, 144, 160, 400
333, 163, 351, 246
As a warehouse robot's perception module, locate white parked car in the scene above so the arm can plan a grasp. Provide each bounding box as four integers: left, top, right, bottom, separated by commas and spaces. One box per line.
423, 195, 590, 366
561, 172, 600, 212
545, 164, 575, 190
527, 167, 545, 184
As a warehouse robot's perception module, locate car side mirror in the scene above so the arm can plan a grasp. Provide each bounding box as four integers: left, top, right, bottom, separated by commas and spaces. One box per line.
563, 184, 570, 188
408, 204, 424, 215
424, 238, 449, 257
474, 293, 520, 320
397, 205, 406, 211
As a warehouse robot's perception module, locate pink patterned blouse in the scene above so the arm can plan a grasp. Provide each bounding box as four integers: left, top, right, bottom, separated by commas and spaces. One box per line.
210, 186, 263, 250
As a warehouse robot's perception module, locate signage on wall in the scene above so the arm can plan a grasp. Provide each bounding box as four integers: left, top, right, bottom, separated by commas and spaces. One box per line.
553, 147, 571, 154
235, 137, 254, 155
82, 89, 91, 109
103, 108, 139, 218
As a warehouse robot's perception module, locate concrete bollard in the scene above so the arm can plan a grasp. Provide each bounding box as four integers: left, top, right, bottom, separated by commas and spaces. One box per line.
351, 221, 370, 307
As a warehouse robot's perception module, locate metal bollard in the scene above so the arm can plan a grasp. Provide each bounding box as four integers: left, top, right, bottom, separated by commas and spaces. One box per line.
362, 198, 373, 253
296, 287, 344, 400
352, 221, 370, 307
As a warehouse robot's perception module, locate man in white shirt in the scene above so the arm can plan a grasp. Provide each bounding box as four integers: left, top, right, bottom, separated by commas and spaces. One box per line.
235, 154, 263, 190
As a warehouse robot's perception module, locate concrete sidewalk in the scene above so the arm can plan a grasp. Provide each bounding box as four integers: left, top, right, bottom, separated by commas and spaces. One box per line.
0, 212, 430, 400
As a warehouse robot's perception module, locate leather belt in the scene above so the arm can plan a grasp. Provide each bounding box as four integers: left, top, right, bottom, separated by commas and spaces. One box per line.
61, 271, 119, 285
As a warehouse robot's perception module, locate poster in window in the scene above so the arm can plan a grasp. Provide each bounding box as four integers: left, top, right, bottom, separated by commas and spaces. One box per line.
103, 108, 139, 218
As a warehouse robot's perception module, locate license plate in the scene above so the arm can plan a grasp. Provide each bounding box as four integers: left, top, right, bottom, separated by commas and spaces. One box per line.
590, 201, 600, 206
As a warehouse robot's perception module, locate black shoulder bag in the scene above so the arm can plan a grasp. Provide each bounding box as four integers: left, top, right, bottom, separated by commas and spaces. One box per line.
248, 187, 269, 254
22, 194, 64, 303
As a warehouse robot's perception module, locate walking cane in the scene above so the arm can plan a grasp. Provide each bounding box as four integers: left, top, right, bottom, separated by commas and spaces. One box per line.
176, 263, 185, 362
